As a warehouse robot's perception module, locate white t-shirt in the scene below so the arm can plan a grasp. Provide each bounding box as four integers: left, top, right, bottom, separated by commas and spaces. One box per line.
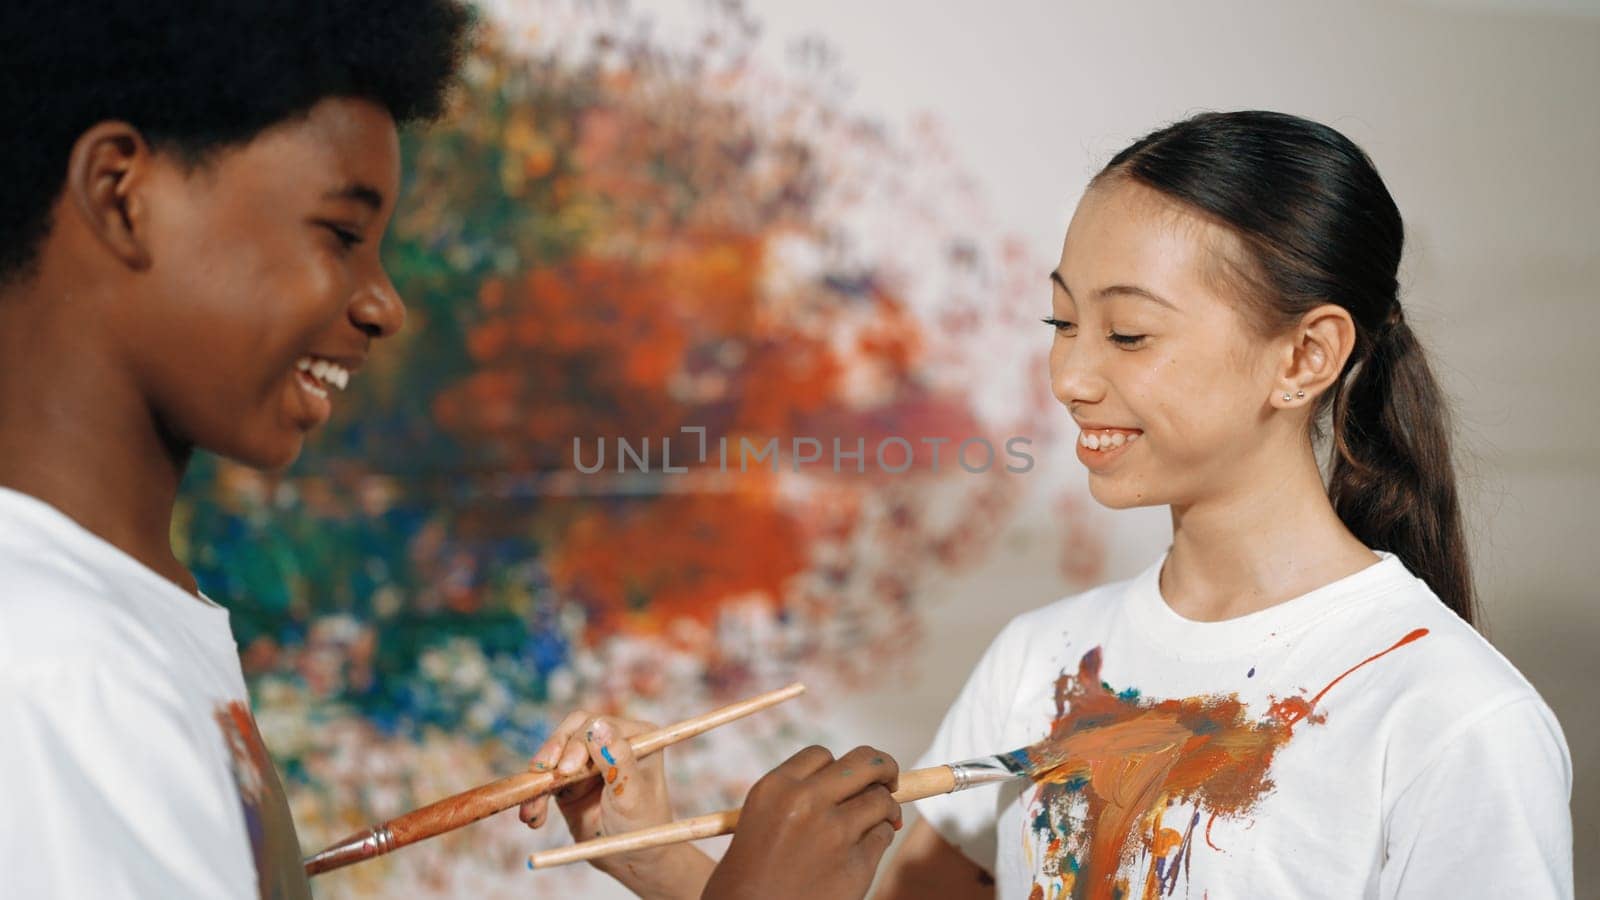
0, 487, 308, 899
914, 549, 1573, 899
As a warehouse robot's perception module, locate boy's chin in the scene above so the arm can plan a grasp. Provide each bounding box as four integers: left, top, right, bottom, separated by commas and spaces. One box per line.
213, 434, 306, 473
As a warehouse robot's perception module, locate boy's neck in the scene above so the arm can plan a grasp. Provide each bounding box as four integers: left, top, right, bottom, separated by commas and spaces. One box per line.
0, 285, 200, 597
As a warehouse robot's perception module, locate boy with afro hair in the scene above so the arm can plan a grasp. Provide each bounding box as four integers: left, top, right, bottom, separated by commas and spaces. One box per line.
0, 3, 907, 897
0, 3, 469, 896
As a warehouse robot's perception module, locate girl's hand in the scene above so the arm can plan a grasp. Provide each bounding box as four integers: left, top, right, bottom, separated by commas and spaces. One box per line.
702, 745, 902, 900
520, 712, 714, 899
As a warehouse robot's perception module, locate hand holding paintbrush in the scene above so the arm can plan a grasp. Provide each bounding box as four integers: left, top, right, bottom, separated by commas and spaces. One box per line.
303, 682, 805, 875
528, 732, 1088, 871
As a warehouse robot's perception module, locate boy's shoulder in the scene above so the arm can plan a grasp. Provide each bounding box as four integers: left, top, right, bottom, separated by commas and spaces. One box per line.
0, 492, 175, 684
0, 530, 135, 678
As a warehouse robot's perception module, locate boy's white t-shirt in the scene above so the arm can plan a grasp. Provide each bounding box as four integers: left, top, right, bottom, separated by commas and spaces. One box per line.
914, 549, 1573, 899
0, 487, 309, 899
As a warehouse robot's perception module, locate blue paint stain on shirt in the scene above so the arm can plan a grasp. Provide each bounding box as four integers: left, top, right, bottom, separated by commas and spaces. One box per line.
1247, 666, 1256, 678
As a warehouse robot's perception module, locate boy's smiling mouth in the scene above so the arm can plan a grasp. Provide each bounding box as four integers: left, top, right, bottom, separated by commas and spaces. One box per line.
289, 353, 363, 430
294, 355, 353, 396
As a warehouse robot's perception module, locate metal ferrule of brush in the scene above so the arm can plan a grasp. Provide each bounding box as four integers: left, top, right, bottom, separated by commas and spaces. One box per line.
948, 756, 1019, 791
302, 824, 396, 874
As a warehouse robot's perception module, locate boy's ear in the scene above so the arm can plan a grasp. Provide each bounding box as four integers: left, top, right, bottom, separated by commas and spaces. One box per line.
66, 121, 155, 271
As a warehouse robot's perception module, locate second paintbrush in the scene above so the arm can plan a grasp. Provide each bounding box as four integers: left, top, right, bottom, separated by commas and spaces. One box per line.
305, 681, 806, 875
526, 737, 1083, 871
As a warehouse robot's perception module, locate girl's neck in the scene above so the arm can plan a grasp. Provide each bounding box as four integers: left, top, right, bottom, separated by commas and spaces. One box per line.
1161, 445, 1378, 623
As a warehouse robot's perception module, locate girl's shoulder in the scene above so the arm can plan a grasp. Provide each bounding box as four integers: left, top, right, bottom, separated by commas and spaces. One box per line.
1354, 574, 1551, 717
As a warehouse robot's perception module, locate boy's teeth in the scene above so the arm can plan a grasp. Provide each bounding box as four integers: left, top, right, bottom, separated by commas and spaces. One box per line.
294, 356, 350, 392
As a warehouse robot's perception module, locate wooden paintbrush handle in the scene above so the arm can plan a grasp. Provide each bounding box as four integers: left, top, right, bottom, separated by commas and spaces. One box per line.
528, 764, 958, 870
386, 681, 807, 848
387, 768, 563, 846
307, 682, 808, 875
890, 765, 958, 802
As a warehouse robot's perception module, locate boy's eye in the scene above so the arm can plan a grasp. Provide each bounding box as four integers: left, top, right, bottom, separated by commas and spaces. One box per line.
322, 223, 365, 252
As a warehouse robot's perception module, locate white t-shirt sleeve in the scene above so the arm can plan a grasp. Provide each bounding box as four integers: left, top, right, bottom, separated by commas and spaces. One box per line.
1380, 693, 1574, 899
0, 661, 255, 899
912, 615, 1030, 872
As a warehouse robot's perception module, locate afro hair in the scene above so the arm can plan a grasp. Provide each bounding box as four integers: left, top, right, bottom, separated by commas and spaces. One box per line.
0, 0, 474, 285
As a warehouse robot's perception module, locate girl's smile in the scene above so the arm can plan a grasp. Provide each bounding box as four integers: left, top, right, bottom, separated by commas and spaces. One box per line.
1075, 425, 1143, 470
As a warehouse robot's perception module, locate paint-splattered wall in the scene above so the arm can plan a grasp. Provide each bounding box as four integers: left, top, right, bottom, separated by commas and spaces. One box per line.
173, 2, 1097, 895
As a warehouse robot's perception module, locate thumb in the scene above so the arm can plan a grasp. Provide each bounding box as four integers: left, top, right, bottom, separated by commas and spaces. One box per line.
585, 719, 640, 813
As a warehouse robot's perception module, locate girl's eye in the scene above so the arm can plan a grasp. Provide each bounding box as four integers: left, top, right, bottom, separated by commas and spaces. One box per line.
1041, 317, 1075, 333
1110, 332, 1147, 347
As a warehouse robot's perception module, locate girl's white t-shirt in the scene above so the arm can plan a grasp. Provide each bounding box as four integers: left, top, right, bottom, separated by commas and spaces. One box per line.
0, 487, 308, 899
913, 549, 1573, 899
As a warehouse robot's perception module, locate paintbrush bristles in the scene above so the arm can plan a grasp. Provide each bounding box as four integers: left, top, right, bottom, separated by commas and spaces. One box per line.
1005, 732, 1078, 778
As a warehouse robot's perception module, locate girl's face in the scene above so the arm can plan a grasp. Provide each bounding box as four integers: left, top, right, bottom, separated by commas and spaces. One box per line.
1049, 177, 1287, 511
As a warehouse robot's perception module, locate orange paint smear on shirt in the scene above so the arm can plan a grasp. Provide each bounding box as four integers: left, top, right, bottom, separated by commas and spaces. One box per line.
1268, 628, 1429, 731
1024, 628, 1430, 900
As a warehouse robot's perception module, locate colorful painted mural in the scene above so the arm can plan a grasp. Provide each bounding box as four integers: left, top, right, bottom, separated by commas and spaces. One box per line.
171, 1, 1090, 895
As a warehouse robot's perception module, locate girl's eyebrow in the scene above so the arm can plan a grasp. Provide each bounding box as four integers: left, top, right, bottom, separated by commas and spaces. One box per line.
1050, 269, 1179, 312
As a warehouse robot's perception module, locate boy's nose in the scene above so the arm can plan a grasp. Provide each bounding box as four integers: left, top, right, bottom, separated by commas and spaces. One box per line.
349, 269, 406, 339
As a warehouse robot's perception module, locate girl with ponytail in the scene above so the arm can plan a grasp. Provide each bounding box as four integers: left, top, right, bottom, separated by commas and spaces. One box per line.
877, 111, 1572, 899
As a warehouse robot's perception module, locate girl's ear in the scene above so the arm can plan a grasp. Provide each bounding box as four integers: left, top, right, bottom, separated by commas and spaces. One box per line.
1273, 303, 1356, 408
66, 121, 154, 271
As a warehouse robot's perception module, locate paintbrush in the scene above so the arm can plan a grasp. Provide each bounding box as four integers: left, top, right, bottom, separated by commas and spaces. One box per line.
304, 682, 806, 876
527, 735, 1085, 870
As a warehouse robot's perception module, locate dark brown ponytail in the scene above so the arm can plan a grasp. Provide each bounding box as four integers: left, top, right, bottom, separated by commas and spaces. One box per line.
1329, 312, 1476, 623
1096, 110, 1477, 625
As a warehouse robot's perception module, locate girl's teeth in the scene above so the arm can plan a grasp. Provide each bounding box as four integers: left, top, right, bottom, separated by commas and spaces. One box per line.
1081, 430, 1141, 450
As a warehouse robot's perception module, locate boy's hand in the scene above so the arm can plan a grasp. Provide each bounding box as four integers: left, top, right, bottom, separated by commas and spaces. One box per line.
521, 712, 712, 897
702, 745, 902, 900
